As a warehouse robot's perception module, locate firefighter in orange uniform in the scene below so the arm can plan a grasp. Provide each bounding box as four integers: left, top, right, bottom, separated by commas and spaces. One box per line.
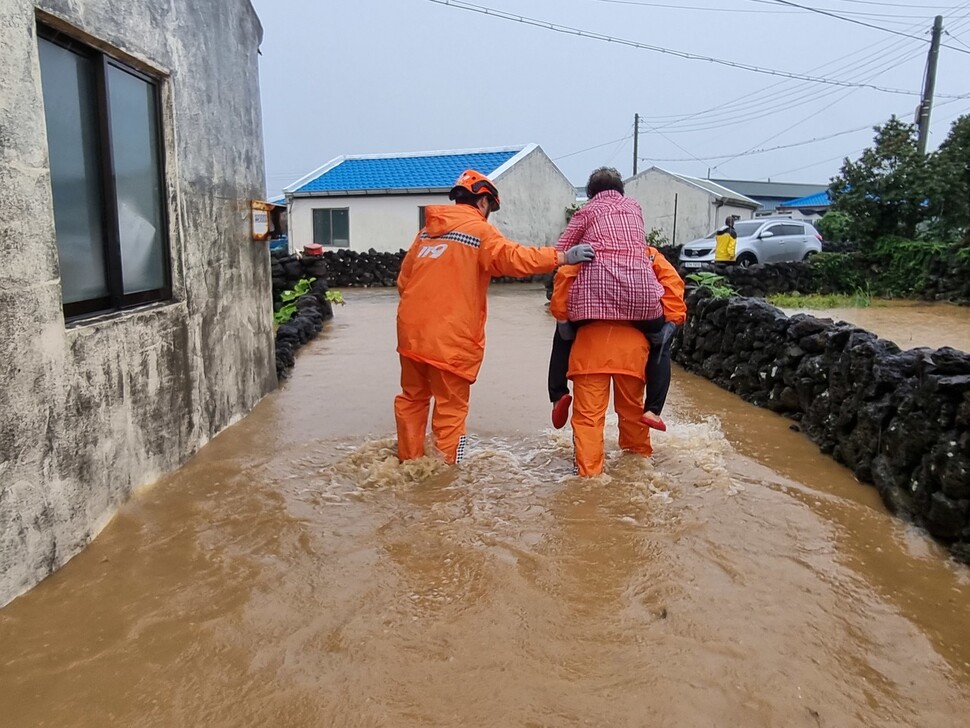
395, 170, 595, 464
570, 321, 653, 476
549, 257, 681, 476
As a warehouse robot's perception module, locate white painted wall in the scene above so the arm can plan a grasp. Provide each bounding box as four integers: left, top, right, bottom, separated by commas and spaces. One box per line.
491, 147, 576, 247
625, 169, 756, 244
288, 148, 576, 253
290, 192, 447, 253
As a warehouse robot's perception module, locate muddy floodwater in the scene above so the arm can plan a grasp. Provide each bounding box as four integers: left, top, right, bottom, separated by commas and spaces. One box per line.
781, 299, 970, 352
2, 286, 969, 727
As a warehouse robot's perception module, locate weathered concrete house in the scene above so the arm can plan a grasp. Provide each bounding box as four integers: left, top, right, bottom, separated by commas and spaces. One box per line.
284, 145, 577, 253
0, 0, 274, 605
625, 167, 761, 244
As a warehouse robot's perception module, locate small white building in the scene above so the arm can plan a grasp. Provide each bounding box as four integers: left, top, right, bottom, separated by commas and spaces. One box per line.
775, 190, 832, 223
283, 145, 577, 253
624, 167, 761, 244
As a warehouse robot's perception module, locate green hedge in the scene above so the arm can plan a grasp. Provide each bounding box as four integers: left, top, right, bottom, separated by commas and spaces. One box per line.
809, 240, 970, 301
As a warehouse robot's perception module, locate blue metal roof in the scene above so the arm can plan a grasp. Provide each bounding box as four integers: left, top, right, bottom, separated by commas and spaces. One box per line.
290, 149, 521, 194
782, 190, 831, 208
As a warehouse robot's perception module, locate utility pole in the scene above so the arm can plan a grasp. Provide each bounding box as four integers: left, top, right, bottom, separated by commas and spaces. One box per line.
633, 113, 639, 176
917, 15, 943, 156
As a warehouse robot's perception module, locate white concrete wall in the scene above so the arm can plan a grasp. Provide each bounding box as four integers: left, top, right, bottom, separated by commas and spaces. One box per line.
288, 147, 575, 253
491, 147, 576, 247
289, 192, 447, 253
626, 169, 756, 244
626, 170, 712, 244
0, 0, 273, 606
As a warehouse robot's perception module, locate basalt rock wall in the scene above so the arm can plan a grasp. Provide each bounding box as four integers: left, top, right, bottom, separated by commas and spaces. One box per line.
673, 291, 970, 562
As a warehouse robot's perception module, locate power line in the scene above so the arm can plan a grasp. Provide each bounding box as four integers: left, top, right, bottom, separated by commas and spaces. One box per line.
598, 0, 797, 13
756, 94, 970, 178
760, 0, 970, 54
636, 27, 923, 127
528, 3, 970, 169
821, 0, 954, 7
597, 0, 957, 22
767, 148, 865, 178
426, 0, 938, 95
946, 30, 970, 50
641, 40, 928, 135
554, 132, 633, 160
639, 124, 875, 162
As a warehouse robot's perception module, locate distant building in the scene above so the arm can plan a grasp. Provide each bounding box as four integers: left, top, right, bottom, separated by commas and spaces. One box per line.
0, 0, 273, 605
776, 190, 832, 222
711, 179, 828, 215
625, 167, 760, 245
283, 145, 577, 253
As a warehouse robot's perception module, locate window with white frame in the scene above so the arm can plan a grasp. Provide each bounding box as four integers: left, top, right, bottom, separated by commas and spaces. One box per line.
312, 208, 349, 247
37, 24, 170, 320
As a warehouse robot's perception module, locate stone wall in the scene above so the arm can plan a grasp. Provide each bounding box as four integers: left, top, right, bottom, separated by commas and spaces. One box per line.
686, 249, 970, 303
673, 291, 970, 562
0, 0, 273, 606
273, 249, 551, 290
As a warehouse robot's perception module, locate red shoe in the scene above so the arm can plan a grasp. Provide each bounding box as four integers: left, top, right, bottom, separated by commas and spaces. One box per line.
552, 394, 572, 429
640, 411, 667, 431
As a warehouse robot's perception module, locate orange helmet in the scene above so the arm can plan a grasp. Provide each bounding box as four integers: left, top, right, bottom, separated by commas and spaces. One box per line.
449, 169, 501, 212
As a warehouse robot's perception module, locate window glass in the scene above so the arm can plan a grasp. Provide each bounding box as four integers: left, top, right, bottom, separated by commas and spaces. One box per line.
107, 64, 166, 294
38, 38, 109, 305
312, 208, 349, 246
734, 221, 762, 237
38, 27, 171, 319
312, 209, 332, 244
331, 209, 349, 246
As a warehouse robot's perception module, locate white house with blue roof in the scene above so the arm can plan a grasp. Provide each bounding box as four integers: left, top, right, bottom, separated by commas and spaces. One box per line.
776, 190, 832, 222
282, 144, 577, 254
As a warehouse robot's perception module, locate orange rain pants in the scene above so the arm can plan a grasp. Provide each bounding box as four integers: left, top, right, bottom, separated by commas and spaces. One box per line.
569, 322, 653, 476
394, 355, 471, 464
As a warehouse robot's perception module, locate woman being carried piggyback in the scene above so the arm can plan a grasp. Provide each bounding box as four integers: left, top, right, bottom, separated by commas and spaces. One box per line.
548, 167, 678, 432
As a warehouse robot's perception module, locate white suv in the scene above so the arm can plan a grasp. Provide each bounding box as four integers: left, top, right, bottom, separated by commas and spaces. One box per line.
679, 218, 823, 268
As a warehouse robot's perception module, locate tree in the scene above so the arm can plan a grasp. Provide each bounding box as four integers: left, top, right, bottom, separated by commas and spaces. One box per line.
816, 210, 852, 243
829, 116, 932, 244
929, 114, 970, 243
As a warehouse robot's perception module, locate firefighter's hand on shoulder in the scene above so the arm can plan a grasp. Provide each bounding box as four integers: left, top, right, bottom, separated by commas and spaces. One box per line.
560, 243, 595, 265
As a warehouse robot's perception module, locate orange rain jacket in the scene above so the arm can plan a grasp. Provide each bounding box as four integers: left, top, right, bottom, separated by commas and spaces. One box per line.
550, 246, 686, 326
397, 204, 559, 382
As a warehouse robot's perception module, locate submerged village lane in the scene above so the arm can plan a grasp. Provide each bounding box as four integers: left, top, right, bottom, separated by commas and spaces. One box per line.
2, 286, 969, 727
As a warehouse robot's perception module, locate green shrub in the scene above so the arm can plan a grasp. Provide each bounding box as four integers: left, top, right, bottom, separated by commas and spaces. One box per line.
274, 277, 316, 325
871, 237, 948, 294
686, 271, 736, 299
809, 252, 865, 293
816, 211, 853, 243
645, 227, 669, 247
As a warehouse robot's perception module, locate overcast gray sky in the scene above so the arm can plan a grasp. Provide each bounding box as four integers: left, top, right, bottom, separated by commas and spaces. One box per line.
250, 0, 970, 197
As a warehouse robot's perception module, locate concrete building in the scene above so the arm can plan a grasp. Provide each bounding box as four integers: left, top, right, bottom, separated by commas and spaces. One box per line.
0, 0, 274, 606
710, 179, 828, 216
284, 145, 577, 253
625, 167, 760, 245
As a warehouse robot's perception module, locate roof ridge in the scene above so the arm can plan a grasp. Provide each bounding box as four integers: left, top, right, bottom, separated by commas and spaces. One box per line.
337, 144, 527, 161
284, 147, 532, 196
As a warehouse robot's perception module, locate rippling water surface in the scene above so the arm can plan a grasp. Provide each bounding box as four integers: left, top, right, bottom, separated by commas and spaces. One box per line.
1, 286, 968, 727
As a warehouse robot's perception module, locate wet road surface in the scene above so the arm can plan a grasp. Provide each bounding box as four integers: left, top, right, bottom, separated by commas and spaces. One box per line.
2, 286, 969, 727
